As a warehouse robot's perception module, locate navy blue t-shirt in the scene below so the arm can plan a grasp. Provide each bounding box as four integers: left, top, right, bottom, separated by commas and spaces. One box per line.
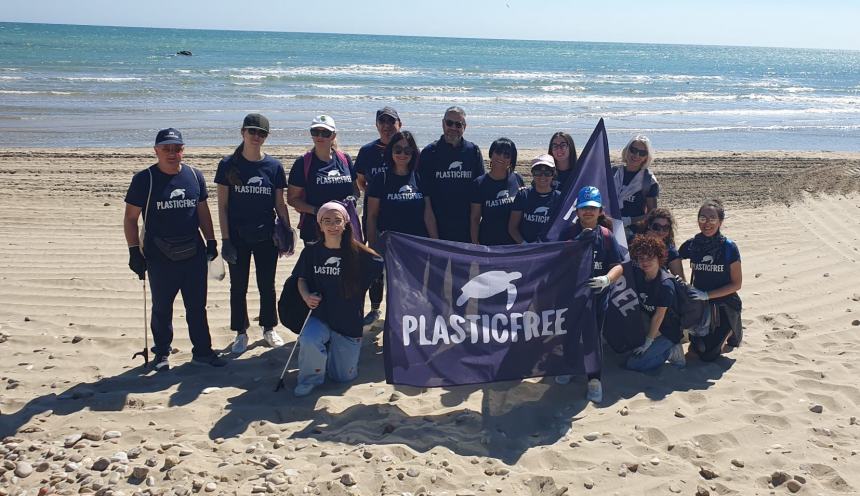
512, 187, 561, 243
667, 243, 680, 266
679, 237, 741, 293
562, 224, 623, 277
618, 167, 659, 218
366, 171, 428, 237
420, 137, 484, 242
635, 268, 682, 343
214, 153, 287, 235
125, 164, 207, 244
288, 151, 355, 238
554, 166, 580, 193
470, 172, 524, 246
355, 139, 388, 214
292, 243, 384, 338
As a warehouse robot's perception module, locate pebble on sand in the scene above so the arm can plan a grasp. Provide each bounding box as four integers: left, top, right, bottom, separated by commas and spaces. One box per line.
14, 461, 33, 478
809, 404, 824, 414
340, 473, 357, 486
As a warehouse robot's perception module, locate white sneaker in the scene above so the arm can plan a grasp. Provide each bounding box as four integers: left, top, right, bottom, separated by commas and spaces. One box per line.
554, 374, 571, 385
232, 333, 248, 354
587, 379, 603, 404
668, 343, 686, 367
263, 328, 285, 347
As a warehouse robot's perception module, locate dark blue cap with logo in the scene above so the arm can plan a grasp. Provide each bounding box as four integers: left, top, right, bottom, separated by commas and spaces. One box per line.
155, 128, 184, 146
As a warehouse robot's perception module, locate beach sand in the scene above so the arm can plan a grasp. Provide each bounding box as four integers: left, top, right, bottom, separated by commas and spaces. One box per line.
1, 148, 859, 495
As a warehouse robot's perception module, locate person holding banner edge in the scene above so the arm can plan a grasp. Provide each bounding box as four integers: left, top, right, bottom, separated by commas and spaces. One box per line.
556, 186, 624, 403
216, 113, 290, 354
613, 135, 658, 238
469, 138, 524, 246
679, 199, 743, 361
292, 201, 384, 397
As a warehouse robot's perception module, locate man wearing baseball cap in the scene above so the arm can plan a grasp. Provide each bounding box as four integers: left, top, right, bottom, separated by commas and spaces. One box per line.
354, 106, 401, 327
123, 128, 225, 371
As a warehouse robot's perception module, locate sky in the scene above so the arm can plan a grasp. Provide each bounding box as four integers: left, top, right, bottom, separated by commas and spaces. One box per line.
3, 0, 859, 50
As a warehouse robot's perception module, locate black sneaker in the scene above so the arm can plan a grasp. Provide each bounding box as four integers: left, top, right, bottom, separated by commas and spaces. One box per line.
152, 354, 170, 372
191, 354, 227, 367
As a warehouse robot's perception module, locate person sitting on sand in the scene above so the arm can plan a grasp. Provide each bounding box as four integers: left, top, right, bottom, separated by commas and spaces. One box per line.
625, 234, 684, 372
556, 186, 624, 403
469, 138, 524, 245
679, 199, 743, 361
292, 202, 383, 397
215, 113, 290, 354
123, 128, 225, 370
508, 154, 561, 244
547, 131, 578, 192
613, 135, 658, 238
643, 207, 685, 280
287, 115, 358, 244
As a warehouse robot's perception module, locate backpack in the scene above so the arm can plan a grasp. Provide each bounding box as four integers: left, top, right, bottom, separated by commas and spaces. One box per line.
278, 274, 310, 334
660, 270, 708, 334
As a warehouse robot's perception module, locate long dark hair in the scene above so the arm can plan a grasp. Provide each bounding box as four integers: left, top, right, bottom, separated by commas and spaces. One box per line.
317, 218, 380, 299
226, 142, 245, 186
383, 131, 419, 172
644, 207, 677, 247
548, 131, 578, 169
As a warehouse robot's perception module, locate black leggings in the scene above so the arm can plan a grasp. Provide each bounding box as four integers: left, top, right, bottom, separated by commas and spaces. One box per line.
369, 273, 384, 308
228, 239, 278, 332
691, 306, 734, 362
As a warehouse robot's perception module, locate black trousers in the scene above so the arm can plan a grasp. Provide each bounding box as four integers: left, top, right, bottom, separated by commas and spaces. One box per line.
228, 238, 278, 332
691, 306, 735, 362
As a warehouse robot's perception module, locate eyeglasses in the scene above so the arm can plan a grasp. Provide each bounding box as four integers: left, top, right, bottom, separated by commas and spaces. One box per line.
310, 128, 333, 138
245, 128, 268, 138
320, 218, 345, 227
628, 146, 648, 157
444, 119, 464, 129
649, 222, 670, 232
532, 169, 554, 177
698, 215, 720, 223
550, 141, 569, 150
393, 146, 413, 155
158, 145, 184, 153
377, 116, 397, 126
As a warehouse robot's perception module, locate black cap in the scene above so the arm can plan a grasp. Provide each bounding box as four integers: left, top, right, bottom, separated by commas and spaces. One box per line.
242, 113, 270, 132
376, 106, 400, 122
155, 128, 184, 145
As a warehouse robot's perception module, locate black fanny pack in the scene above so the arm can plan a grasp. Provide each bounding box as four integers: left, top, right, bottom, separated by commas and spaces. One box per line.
153, 235, 199, 261
237, 223, 273, 244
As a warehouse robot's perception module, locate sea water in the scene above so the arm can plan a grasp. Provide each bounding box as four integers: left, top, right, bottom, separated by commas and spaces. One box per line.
1, 22, 858, 151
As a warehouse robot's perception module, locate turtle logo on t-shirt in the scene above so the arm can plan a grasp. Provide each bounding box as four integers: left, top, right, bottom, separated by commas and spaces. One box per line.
169, 189, 186, 199
533, 206, 549, 215
702, 255, 714, 264
324, 257, 341, 267
314, 256, 342, 275
398, 185, 414, 194
524, 205, 551, 223
448, 161, 463, 171
247, 176, 263, 186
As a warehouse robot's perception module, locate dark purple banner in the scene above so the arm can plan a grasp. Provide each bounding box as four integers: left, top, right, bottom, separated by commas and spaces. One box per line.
382, 232, 597, 387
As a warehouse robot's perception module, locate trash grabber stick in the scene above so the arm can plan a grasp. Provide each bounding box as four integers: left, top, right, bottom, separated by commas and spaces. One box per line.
274, 310, 313, 392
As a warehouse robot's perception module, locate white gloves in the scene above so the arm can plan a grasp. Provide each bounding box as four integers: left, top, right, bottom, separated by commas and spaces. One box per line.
588, 275, 611, 292
621, 216, 632, 227
689, 288, 710, 301
633, 337, 654, 356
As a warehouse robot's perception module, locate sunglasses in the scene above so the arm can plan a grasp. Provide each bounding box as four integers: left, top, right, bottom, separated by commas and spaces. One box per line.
245, 128, 268, 138
550, 141, 569, 150
377, 116, 397, 125
532, 169, 554, 177
158, 145, 184, 153
310, 128, 333, 138
393, 146, 413, 155
444, 119, 464, 129
650, 222, 670, 232
628, 146, 648, 157
698, 216, 720, 223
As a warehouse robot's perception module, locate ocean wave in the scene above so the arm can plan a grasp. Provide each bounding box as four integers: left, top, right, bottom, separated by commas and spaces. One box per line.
230, 64, 420, 79
60, 77, 143, 82
636, 124, 860, 133
309, 84, 365, 89
0, 90, 73, 95
0, 76, 23, 80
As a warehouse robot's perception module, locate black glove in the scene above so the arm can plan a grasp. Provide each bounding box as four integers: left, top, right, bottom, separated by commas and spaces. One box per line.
222, 238, 238, 265
128, 246, 146, 280
206, 239, 218, 261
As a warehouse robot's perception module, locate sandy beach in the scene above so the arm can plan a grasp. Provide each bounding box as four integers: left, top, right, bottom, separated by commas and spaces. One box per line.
1, 147, 860, 495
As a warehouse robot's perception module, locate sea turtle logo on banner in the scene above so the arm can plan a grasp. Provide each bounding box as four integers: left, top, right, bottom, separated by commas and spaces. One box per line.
457, 271, 523, 311
247, 176, 263, 186
169, 189, 186, 199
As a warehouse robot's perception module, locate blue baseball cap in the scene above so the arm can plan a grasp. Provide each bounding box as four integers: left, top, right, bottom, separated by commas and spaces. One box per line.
155, 128, 184, 145
576, 186, 602, 209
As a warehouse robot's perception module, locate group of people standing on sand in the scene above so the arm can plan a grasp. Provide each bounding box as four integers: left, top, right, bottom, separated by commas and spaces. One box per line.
123, 105, 743, 402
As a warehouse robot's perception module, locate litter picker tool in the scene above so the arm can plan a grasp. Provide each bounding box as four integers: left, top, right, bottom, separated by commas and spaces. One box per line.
274, 310, 313, 392
132, 275, 149, 366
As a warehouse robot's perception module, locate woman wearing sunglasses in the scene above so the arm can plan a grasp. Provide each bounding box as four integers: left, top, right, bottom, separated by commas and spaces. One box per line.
508, 154, 561, 244
216, 113, 291, 353
469, 138, 524, 246
643, 208, 685, 280
613, 135, 658, 238
292, 202, 383, 397
366, 131, 438, 250
679, 199, 743, 362
547, 132, 578, 192
287, 115, 357, 243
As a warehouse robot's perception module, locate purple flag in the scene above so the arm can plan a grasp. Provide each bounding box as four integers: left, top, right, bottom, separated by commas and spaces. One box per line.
542, 119, 625, 253
382, 232, 598, 387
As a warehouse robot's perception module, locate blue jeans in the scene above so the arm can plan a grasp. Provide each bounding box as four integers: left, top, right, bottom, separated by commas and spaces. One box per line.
297, 317, 362, 388
625, 335, 675, 372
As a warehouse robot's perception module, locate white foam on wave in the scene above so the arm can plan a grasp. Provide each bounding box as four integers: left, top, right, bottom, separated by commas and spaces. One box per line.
231, 64, 419, 79
0, 76, 23, 80
310, 84, 364, 89
0, 90, 73, 95
60, 77, 143, 82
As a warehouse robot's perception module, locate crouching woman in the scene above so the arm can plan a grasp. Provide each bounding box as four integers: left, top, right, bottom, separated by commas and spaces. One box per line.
626, 234, 683, 372
292, 201, 383, 397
